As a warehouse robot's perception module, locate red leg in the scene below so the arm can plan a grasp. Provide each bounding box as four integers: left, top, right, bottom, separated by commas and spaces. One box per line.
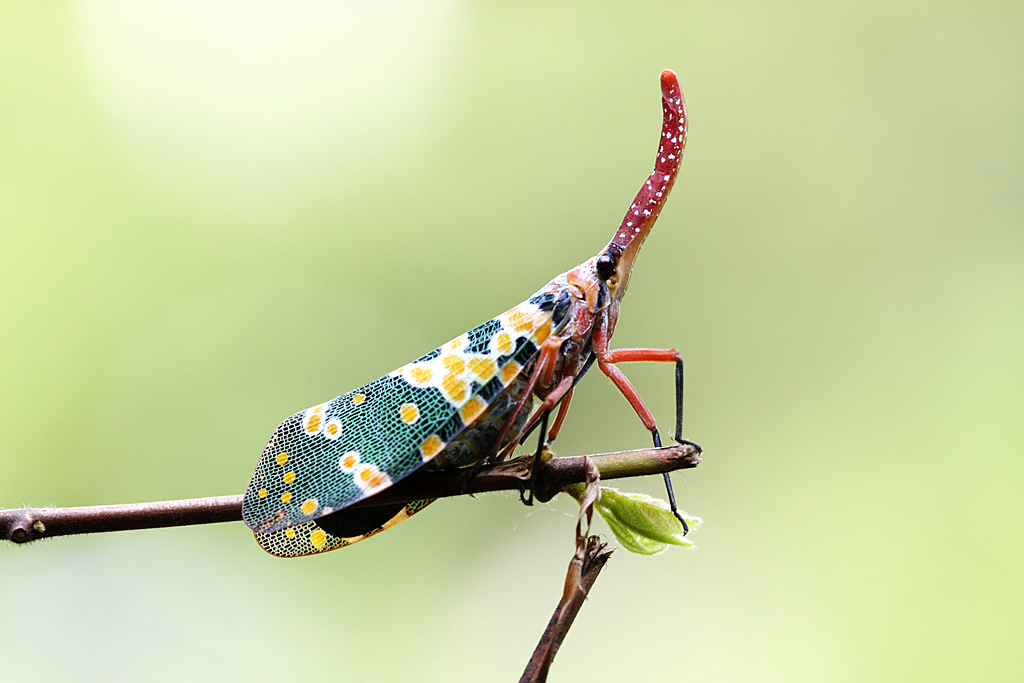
488, 336, 562, 463
603, 347, 683, 365
593, 322, 687, 443
595, 328, 693, 535
500, 374, 574, 460
547, 388, 573, 442
596, 358, 659, 431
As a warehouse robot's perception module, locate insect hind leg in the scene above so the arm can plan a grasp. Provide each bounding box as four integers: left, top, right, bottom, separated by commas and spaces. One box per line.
650, 428, 689, 535
598, 347, 697, 535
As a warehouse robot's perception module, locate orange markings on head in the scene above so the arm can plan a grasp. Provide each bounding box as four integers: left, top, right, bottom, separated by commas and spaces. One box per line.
468, 357, 496, 380
460, 396, 487, 425
421, 435, 445, 458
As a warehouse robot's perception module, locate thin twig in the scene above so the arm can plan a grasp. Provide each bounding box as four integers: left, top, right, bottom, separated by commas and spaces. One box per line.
1, 443, 700, 545
521, 457, 612, 682
521, 536, 614, 683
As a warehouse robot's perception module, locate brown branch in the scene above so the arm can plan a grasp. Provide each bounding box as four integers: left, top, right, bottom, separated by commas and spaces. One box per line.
521, 536, 614, 683
0, 443, 700, 546
522, 456, 610, 682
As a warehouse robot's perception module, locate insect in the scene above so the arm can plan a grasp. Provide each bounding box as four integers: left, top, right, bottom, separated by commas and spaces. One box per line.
243, 70, 693, 557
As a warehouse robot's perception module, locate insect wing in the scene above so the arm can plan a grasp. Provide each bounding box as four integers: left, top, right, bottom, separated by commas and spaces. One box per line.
242, 286, 568, 546
253, 499, 434, 558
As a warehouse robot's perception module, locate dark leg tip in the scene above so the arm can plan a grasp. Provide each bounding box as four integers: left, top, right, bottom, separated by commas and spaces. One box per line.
673, 509, 690, 535
673, 436, 702, 454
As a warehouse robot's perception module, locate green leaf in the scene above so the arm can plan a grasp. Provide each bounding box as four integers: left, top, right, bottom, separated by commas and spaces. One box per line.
565, 484, 702, 555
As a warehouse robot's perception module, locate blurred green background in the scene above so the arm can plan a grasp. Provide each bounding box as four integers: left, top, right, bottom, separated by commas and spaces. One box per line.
2, 2, 1022, 680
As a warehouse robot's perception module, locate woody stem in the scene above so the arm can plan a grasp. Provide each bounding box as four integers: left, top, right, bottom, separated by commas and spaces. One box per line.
1, 443, 701, 545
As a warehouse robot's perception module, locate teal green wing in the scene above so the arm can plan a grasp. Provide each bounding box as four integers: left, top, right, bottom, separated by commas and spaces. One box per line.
250, 499, 435, 558
241, 286, 569, 556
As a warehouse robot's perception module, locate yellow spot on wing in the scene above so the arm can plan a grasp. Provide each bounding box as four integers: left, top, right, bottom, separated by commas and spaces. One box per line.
301, 499, 318, 515
468, 357, 496, 380
399, 402, 420, 425
501, 360, 520, 385
508, 308, 530, 331
353, 464, 391, 494
421, 435, 444, 459
442, 375, 467, 402
352, 393, 366, 405
442, 354, 466, 375
258, 488, 268, 499
281, 491, 293, 503
495, 332, 513, 354
275, 452, 289, 466
339, 451, 360, 471
410, 366, 433, 385
284, 528, 296, 539
310, 528, 327, 549
306, 413, 322, 433
534, 322, 551, 344
283, 471, 296, 485
460, 396, 487, 425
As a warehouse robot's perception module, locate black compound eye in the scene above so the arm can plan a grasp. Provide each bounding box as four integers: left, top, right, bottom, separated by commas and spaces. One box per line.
596, 252, 617, 281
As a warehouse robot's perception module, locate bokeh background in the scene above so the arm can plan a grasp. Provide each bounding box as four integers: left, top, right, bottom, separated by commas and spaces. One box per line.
2, 2, 1021, 680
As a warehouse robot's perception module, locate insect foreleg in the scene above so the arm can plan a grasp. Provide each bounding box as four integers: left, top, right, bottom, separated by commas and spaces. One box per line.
487, 336, 563, 462
543, 351, 597, 442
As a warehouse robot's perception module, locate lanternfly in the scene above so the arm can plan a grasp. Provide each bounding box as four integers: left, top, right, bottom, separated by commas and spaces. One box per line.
243, 71, 693, 557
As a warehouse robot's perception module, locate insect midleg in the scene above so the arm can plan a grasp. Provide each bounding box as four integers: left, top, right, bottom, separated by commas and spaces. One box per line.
515, 351, 598, 450
501, 371, 574, 461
